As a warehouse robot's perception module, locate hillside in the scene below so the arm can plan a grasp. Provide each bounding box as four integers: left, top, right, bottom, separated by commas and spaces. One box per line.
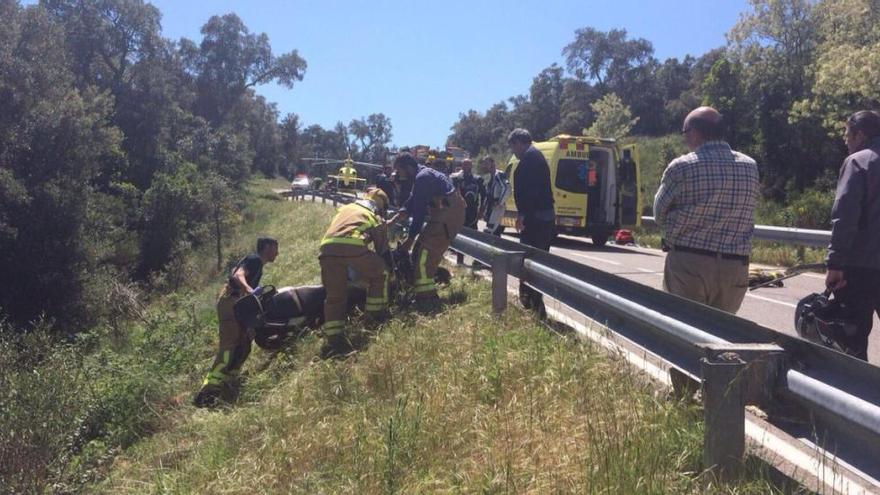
76, 183, 780, 493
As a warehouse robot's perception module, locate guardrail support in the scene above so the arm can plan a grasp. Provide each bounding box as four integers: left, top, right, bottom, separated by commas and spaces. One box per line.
701, 351, 746, 480
490, 252, 524, 313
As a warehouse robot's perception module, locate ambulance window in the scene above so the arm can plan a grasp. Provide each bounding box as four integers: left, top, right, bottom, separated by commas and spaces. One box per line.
556, 159, 588, 194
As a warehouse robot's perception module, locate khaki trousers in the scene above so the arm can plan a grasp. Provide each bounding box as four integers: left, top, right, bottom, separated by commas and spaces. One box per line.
663, 250, 749, 314
412, 192, 466, 299
202, 289, 251, 389
319, 243, 388, 336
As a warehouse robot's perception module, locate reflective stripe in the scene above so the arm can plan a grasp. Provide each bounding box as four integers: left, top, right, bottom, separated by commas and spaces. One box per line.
321, 236, 366, 247
323, 320, 344, 336
366, 297, 385, 303
413, 284, 436, 294
320, 208, 380, 246
203, 350, 231, 386
415, 249, 434, 289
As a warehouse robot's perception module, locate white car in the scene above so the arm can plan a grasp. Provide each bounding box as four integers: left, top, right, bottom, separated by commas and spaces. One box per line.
290, 175, 310, 191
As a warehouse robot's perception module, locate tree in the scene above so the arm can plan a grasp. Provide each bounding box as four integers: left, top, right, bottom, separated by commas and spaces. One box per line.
525, 65, 564, 140
348, 113, 393, 163
188, 13, 306, 124
586, 93, 638, 139
562, 27, 654, 90
280, 113, 300, 175
792, 0, 880, 131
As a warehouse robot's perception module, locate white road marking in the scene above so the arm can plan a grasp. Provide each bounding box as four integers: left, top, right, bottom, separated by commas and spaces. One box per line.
637, 267, 660, 275
746, 293, 798, 308
563, 251, 623, 266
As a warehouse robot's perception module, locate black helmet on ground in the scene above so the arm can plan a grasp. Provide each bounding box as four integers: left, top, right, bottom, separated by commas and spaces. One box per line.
794, 290, 861, 355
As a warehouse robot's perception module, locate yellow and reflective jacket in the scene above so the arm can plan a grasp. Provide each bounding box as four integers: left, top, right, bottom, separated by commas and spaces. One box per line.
321, 201, 387, 252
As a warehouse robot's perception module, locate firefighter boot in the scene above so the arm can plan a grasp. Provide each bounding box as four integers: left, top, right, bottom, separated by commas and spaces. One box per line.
415, 294, 442, 314
193, 384, 223, 409
320, 333, 355, 360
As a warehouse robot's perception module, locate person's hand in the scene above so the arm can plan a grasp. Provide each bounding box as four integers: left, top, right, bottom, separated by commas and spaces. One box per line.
826, 269, 847, 291
515, 216, 524, 232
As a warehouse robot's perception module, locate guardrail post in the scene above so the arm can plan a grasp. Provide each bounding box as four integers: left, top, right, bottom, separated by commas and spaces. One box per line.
332, 194, 337, 206
489, 252, 524, 313
701, 352, 746, 480
456, 252, 464, 265
491, 253, 509, 313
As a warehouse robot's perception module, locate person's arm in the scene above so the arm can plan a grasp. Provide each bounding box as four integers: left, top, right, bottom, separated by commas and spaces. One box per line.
826, 157, 866, 288
653, 163, 681, 229
231, 267, 253, 294
513, 156, 536, 219
369, 223, 389, 255
404, 175, 431, 238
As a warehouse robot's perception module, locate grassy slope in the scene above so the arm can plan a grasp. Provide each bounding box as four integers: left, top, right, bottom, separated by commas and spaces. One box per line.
93, 187, 780, 494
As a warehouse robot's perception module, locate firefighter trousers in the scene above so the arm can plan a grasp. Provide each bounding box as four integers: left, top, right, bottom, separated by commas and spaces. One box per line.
319, 243, 389, 336
201, 290, 252, 391
412, 192, 466, 300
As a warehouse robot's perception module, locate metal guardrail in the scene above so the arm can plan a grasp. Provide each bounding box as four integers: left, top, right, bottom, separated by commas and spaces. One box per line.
295, 189, 879, 486
641, 216, 832, 248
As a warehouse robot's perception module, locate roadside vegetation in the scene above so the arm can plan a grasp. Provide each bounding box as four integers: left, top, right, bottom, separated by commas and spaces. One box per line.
3, 187, 784, 493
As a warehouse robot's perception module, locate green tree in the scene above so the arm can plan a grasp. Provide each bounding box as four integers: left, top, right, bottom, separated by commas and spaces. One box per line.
586, 93, 638, 139
187, 13, 306, 124
792, 0, 880, 131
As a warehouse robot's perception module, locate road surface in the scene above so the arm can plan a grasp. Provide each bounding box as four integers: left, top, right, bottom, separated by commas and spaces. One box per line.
501, 230, 880, 365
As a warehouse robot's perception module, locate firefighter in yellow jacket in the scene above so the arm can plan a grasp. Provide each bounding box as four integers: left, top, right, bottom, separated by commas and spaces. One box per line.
319, 188, 390, 358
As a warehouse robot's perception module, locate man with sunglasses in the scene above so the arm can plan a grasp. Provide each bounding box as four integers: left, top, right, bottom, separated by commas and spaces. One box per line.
653, 106, 759, 313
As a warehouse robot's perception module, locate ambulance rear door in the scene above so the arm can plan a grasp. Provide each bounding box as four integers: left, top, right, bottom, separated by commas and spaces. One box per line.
617, 144, 641, 227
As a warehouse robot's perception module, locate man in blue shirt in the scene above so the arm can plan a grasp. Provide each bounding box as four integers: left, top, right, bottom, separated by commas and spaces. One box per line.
390, 152, 466, 310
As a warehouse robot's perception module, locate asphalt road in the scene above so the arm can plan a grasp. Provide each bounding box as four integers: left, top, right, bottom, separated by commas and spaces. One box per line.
284, 190, 879, 364
498, 230, 880, 365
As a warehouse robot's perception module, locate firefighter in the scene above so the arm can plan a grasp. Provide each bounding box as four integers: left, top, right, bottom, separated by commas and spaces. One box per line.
389, 152, 466, 311
194, 237, 279, 408
319, 188, 390, 358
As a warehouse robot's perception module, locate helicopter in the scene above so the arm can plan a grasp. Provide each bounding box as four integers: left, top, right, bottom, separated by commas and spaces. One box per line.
303, 155, 383, 194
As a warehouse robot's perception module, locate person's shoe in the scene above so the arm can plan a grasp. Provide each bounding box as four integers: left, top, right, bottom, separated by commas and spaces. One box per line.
320, 334, 355, 360
415, 295, 442, 314
192, 385, 223, 409
364, 310, 390, 330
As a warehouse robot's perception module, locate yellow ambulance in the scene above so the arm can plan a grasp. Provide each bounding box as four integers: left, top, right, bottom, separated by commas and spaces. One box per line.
501, 135, 641, 246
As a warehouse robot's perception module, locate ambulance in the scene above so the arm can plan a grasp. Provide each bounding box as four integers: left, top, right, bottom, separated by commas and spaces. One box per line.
502, 135, 641, 246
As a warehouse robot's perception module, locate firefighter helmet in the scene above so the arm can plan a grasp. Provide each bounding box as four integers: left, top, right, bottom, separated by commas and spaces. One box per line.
365, 188, 389, 214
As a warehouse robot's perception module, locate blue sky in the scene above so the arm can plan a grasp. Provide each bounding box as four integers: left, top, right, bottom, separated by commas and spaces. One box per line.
108, 1, 751, 147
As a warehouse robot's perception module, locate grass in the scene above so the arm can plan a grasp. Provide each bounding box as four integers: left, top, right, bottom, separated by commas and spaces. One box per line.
634, 227, 826, 267
0, 180, 331, 493
86, 194, 785, 494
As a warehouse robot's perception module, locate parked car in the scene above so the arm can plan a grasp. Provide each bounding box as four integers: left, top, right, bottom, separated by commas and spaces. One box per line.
290, 174, 310, 191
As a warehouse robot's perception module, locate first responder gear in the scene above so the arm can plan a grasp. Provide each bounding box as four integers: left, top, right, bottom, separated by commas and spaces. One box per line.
411, 191, 466, 302
320, 201, 390, 352
795, 290, 861, 355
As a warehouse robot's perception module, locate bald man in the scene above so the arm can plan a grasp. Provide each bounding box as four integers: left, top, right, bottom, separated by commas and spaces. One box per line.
653, 107, 760, 313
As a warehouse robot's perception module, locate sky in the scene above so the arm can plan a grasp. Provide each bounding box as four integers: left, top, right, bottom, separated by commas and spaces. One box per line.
123, 1, 750, 148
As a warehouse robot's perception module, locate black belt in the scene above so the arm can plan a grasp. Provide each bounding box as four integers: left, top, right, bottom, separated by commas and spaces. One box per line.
672, 244, 749, 263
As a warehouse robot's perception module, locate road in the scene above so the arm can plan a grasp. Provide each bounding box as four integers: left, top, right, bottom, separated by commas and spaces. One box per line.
499, 230, 880, 365
284, 190, 879, 364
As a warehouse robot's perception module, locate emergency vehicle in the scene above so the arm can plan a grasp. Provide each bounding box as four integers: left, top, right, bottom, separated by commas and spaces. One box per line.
502, 135, 641, 246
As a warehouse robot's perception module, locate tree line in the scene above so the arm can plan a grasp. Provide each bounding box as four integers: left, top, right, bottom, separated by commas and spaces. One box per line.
447, 0, 879, 200
0, 0, 393, 333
